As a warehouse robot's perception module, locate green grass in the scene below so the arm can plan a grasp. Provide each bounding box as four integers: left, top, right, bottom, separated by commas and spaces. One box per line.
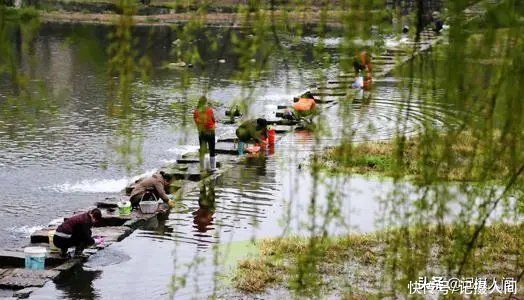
3, 6, 40, 21
232, 223, 523, 297
319, 132, 524, 183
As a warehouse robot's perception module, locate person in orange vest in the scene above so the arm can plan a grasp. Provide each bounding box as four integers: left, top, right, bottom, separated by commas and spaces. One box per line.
353, 50, 373, 90
292, 91, 317, 118
193, 96, 217, 172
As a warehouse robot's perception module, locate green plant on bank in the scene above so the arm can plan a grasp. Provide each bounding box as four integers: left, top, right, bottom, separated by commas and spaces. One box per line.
320, 131, 523, 183
233, 223, 523, 297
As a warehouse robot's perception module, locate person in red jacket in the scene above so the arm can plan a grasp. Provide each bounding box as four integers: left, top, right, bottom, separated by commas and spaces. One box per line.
193, 96, 217, 171
53, 209, 102, 257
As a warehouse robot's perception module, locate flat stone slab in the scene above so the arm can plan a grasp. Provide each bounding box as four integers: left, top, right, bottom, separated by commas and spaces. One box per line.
52, 258, 83, 272
215, 142, 239, 155
273, 125, 294, 134
169, 166, 202, 181
95, 201, 118, 209
0, 268, 59, 289
271, 117, 300, 126
293, 96, 334, 104
0, 247, 67, 269
176, 158, 200, 164
0, 251, 28, 269
30, 228, 56, 244
92, 226, 133, 243
217, 137, 238, 143
13, 287, 37, 299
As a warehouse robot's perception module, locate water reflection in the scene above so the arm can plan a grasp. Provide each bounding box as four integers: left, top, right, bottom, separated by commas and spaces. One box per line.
53, 265, 101, 300
193, 180, 216, 233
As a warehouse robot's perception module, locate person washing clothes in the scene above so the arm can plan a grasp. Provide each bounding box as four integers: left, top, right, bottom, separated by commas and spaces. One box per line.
352, 50, 373, 90
292, 91, 317, 118
53, 208, 102, 257
235, 118, 268, 154
129, 171, 173, 207
193, 96, 217, 172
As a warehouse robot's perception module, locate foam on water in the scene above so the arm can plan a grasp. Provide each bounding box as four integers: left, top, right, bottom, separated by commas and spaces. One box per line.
167, 145, 200, 156
51, 178, 130, 193
302, 36, 342, 47
9, 225, 44, 237
49, 169, 157, 193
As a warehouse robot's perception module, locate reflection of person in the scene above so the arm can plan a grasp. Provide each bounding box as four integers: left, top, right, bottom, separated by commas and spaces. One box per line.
193, 182, 216, 233
236, 118, 268, 152
193, 96, 217, 172
54, 209, 102, 257
54, 266, 101, 299
129, 171, 172, 207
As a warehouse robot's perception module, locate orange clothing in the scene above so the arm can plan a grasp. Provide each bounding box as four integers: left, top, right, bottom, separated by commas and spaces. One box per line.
360, 51, 372, 72
193, 107, 216, 131
293, 98, 316, 111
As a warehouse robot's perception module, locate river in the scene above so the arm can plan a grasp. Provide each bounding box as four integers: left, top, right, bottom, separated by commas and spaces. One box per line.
0, 21, 469, 299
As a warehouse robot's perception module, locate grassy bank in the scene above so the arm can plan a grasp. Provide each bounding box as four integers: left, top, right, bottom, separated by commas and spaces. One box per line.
319, 132, 524, 183
232, 223, 523, 297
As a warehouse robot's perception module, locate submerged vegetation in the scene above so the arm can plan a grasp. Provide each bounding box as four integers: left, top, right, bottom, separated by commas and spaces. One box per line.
234, 223, 524, 297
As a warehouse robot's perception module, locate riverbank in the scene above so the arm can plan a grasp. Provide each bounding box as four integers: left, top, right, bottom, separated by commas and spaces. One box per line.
3, 2, 390, 27
318, 131, 524, 183
34, 9, 386, 27
232, 223, 523, 298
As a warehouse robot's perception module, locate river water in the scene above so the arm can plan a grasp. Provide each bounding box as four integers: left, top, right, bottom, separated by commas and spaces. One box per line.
0, 21, 471, 299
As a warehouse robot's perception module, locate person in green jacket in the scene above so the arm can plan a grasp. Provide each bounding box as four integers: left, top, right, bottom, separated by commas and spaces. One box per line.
235, 118, 268, 154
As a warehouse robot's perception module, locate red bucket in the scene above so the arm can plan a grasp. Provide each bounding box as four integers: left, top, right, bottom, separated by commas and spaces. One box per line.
268, 128, 276, 144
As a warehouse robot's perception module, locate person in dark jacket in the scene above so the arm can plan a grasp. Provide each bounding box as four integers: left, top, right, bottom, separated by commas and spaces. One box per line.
53, 208, 102, 257
129, 171, 173, 207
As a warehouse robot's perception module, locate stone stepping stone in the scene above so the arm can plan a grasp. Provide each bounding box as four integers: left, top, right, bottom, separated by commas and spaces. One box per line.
163, 164, 201, 181
293, 96, 334, 104
315, 85, 346, 90
273, 125, 294, 133
311, 91, 346, 97
14, 287, 38, 298
92, 226, 133, 243
30, 229, 55, 244
217, 136, 237, 143
0, 268, 60, 289
215, 142, 240, 155
176, 158, 200, 164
